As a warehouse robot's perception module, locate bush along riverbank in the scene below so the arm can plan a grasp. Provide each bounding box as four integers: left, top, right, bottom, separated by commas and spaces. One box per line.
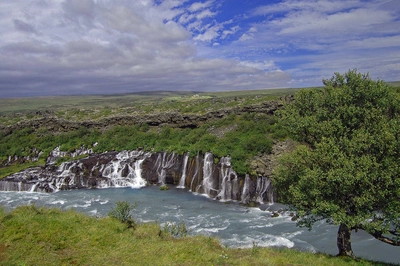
0, 205, 395, 266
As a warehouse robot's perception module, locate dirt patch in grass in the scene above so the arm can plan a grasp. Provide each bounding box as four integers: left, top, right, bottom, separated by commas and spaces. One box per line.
208, 124, 238, 138
0, 244, 8, 261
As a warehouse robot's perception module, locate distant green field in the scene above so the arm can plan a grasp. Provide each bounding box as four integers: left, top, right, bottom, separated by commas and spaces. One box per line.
2, 80, 399, 116
387, 81, 400, 87
0, 88, 300, 116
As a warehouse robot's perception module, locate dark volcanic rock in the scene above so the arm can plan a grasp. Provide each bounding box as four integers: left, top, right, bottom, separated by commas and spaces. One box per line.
1, 100, 285, 135
0, 150, 276, 204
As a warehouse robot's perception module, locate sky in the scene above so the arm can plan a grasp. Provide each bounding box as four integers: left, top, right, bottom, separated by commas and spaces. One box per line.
0, 0, 399, 97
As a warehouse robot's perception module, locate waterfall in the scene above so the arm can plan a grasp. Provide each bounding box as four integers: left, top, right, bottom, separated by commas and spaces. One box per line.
29, 183, 38, 193
241, 174, 251, 204
177, 153, 189, 188
155, 152, 177, 185
232, 177, 239, 201
255, 177, 272, 204
0, 181, 29, 192
132, 158, 146, 188
86, 150, 150, 189
102, 160, 123, 187
201, 152, 214, 196
188, 154, 198, 192
0, 149, 277, 204
54, 161, 81, 191
217, 156, 238, 202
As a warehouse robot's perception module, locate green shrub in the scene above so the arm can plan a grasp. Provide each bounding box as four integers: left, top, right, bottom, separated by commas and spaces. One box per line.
162, 221, 188, 238
108, 201, 137, 229
160, 185, 169, 190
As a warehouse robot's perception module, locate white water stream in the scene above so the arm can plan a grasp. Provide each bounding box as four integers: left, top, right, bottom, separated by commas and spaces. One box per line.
0, 187, 398, 264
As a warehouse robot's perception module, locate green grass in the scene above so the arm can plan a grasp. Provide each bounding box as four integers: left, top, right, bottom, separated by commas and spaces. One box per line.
0, 205, 393, 266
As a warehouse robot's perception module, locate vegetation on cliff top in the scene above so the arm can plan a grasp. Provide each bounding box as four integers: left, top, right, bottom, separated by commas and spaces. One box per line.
0, 89, 290, 177
0, 113, 285, 176
0, 205, 393, 266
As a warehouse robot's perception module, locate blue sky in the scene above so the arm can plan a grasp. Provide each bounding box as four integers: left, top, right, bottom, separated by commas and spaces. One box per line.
0, 0, 399, 97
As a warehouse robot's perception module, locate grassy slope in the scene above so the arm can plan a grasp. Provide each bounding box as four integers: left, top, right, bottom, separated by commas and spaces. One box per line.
0, 206, 392, 266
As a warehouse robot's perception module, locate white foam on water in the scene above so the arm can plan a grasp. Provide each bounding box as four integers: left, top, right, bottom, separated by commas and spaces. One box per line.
282, 230, 303, 239
199, 225, 229, 233
50, 200, 65, 205
248, 224, 274, 229
165, 205, 180, 210
224, 234, 294, 249
258, 236, 295, 248
67, 203, 91, 208
191, 192, 212, 199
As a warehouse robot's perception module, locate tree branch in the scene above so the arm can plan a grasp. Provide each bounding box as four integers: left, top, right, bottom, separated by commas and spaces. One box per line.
371, 232, 400, 246
389, 230, 400, 237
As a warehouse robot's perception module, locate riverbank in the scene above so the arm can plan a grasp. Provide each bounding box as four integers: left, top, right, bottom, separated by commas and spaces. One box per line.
0, 205, 394, 266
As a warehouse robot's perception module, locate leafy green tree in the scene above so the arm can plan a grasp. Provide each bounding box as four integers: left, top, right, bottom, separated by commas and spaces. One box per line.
274, 70, 400, 258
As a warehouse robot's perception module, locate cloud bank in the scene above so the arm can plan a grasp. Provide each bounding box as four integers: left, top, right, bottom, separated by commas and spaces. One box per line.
0, 0, 398, 97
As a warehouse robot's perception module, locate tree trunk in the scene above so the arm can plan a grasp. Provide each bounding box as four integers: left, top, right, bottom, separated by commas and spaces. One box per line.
337, 223, 355, 258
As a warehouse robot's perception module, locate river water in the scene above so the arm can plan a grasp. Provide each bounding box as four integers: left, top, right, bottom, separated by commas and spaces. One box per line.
0, 186, 398, 264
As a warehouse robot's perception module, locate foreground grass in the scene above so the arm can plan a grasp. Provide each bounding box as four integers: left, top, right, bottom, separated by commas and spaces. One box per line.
0, 206, 393, 266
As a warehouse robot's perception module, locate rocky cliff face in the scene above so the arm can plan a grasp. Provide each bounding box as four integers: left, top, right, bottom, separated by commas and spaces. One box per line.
0, 147, 279, 205
0, 100, 285, 134
0, 98, 295, 203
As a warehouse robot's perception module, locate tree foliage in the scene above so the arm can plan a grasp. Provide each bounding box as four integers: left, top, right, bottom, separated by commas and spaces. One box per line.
274, 70, 400, 257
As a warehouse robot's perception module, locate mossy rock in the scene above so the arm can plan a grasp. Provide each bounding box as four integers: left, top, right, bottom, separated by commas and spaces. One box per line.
160, 185, 169, 191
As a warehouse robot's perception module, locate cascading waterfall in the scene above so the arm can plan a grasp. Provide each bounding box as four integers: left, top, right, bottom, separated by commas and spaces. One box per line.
241, 174, 251, 204
232, 177, 239, 201
189, 154, 200, 192
54, 161, 80, 191
256, 177, 272, 204
0, 149, 276, 203
155, 152, 177, 185
100, 151, 150, 188
101, 160, 123, 187
217, 156, 238, 202
201, 152, 214, 196
177, 153, 189, 189
132, 158, 147, 188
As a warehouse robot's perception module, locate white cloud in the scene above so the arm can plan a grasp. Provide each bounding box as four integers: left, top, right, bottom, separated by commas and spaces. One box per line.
231, 0, 400, 85
239, 61, 278, 71
193, 23, 223, 42
0, 0, 292, 97
222, 26, 239, 39
196, 9, 217, 20
3, 0, 397, 97
188, 0, 214, 12
253, 0, 361, 15
345, 35, 400, 50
